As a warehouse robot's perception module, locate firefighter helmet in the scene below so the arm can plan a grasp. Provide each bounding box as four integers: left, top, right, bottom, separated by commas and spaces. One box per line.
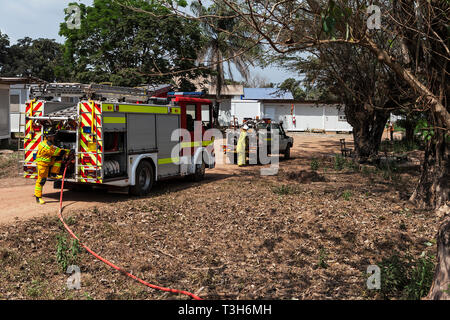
43, 127, 57, 137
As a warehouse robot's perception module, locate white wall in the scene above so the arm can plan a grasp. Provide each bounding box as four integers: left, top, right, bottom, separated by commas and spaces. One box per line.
230, 100, 353, 132
293, 104, 324, 131
231, 99, 261, 124
10, 84, 29, 133
324, 105, 353, 131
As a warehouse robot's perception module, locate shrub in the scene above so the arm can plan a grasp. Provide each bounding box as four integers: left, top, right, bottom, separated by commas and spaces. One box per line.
310, 158, 320, 171
317, 248, 328, 269
272, 185, 297, 195
334, 154, 346, 171
342, 190, 352, 201
376, 252, 435, 300
56, 234, 81, 272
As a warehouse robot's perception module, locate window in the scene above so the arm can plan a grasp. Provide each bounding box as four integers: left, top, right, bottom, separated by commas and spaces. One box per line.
201, 105, 211, 128
186, 105, 196, 132
10, 95, 20, 104
338, 110, 347, 122
10, 95, 20, 112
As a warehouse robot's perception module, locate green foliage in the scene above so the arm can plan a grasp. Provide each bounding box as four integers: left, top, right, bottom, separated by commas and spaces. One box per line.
320, 0, 352, 40
380, 139, 421, 153
56, 234, 81, 272
191, 1, 261, 98
0, 35, 64, 82
59, 0, 207, 87
278, 78, 306, 100
342, 190, 352, 201
333, 154, 346, 171
272, 184, 296, 195
0, 30, 9, 70
317, 248, 328, 269
377, 252, 435, 300
310, 158, 320, 171
27, 279, 45, 298
414, 119, 435, 142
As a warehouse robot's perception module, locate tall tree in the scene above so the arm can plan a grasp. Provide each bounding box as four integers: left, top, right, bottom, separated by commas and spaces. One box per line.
0, 31, 9, 73
290, 46, 405, 161
59, 0, 206, 88
0, 36, 64, 82
191, 2, 261, 124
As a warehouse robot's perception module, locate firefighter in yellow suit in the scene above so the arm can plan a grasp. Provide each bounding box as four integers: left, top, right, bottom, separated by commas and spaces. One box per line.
35, 128, 68, 204
237, 124, 249, 167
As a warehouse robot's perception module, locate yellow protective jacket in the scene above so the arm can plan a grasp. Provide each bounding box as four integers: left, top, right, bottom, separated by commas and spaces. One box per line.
236, 130, 248, 153
36, 139, 64, 167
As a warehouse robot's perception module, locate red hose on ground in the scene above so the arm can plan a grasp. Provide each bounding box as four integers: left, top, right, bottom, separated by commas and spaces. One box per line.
57, 166, 202, 300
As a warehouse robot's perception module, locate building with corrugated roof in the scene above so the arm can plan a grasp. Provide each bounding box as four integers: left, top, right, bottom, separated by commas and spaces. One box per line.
216, 87, 353, 132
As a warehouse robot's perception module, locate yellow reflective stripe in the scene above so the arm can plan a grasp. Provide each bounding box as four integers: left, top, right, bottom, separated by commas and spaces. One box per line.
53, 162, 62, 167
102, 103, 114, 112
104, 117, 126, 124
170, 107, 181, 114
158, 157, 180, 165
181, 141, 201, 148
118, 105, 168, 114
180, 141, 214, 148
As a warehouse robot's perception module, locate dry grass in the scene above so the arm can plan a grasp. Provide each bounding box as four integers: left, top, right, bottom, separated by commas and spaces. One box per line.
0, 154, 438, 300
0, 152, 20, 179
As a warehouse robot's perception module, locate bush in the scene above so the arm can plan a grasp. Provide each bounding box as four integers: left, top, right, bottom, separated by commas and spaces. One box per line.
333, 154, 346, 171
272, 185, 297, 195
376, 252, 435, 300
310, 158, 320, 171
342, 190, 352, 201
56, 234, 81, 272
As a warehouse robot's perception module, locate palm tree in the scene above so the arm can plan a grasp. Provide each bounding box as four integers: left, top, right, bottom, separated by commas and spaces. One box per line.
191, 3, 260, 125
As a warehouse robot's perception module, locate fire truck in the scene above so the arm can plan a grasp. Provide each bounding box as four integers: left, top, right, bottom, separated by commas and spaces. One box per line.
20, 84, 216, 195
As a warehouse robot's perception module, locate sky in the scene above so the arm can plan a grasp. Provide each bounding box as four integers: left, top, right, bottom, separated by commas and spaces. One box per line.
0, 0, 299, 85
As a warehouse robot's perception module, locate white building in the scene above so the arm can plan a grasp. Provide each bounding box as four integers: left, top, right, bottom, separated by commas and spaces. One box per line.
9, 84, 31, 135
218, 88, 353, 132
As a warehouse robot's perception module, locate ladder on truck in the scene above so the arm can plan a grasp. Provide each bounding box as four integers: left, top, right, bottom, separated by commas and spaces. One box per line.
30, 83, 173, 103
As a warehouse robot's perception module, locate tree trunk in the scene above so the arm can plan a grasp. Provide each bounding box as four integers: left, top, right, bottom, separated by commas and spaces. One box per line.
410, 128, 449, 209
427, 214, 450, 300
345, 103, 389, 161
411, 126, 450, 300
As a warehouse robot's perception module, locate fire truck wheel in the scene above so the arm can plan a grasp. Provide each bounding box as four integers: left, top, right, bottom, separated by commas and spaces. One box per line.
130, 161, 154, 196
192, 161, 206, 182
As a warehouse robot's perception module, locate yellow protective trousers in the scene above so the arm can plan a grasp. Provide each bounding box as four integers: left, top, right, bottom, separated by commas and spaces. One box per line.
35, 165, 50, 198
50, 160, 63, 175
236, 131, 247, 166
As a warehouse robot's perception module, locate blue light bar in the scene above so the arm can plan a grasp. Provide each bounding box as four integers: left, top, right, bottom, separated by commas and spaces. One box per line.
168, 92, 204, 97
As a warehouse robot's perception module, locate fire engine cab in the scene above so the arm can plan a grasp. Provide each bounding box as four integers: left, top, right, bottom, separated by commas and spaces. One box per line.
21, 84, 216, 195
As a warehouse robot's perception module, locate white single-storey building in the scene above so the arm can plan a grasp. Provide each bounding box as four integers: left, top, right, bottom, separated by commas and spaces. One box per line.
217, 87, 353, 132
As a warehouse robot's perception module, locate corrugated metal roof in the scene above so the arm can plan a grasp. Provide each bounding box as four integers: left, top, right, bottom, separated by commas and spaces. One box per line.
243, 88, 293, 100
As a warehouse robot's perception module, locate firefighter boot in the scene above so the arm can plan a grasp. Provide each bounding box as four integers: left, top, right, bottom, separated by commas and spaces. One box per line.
35, 197, 46, 205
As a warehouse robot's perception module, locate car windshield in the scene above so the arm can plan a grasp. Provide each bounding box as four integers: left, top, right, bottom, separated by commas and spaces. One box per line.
256, 123, 269, 129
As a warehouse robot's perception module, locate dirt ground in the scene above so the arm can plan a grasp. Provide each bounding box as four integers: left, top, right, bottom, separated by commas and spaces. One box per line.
0, 133, 439, 300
